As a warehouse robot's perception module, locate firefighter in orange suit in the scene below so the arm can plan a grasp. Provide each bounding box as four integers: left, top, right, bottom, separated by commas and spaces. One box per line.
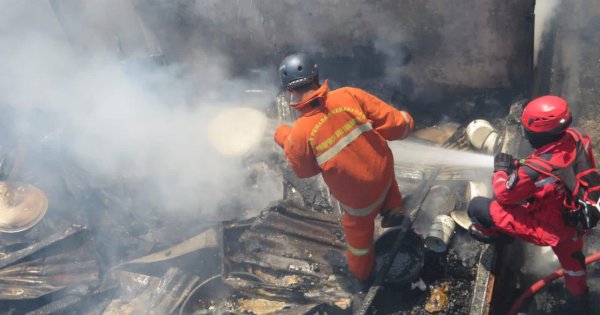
273, 53, 414, 283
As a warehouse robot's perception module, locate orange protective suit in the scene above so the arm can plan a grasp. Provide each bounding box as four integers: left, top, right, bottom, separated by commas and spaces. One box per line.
274, 80, 414, 280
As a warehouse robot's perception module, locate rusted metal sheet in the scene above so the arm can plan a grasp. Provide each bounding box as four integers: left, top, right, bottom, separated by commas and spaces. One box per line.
25, 294, 85, 315
0, 225, 99, 301
0, 224, 86, 270
23, 283, 116, 315
0, 258, 98, 300
221, 202, 353, 311
180, 273, 341, 315
104, 267, 201, 315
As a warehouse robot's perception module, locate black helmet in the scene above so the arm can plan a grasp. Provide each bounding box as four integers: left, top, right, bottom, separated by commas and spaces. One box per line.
279, 53, 319, 90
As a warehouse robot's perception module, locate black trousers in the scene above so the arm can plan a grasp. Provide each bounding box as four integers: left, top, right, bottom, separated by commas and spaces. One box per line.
467, 196, 494, 228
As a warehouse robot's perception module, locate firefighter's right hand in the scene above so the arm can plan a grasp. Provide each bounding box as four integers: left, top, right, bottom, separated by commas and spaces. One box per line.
274, 125, 292, 148
494, 153, 514, 174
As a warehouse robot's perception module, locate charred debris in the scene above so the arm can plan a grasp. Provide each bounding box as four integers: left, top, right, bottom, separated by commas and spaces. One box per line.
0, 106, 517, 314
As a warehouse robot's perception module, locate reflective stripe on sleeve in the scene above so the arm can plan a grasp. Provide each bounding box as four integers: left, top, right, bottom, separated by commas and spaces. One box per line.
535, 177, 558, 187
340, 181, 391, 217
564, 269, 586, 277
348, 244, 372, 256
316, 123, 372, 165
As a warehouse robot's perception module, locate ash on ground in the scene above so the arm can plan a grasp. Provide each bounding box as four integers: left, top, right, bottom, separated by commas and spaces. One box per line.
373, 229, 481, 315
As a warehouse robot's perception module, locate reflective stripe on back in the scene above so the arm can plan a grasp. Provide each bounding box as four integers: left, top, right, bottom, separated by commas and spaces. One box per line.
314, 117, 362, 153
315, 123, 373, 165
308, 107, 367, 146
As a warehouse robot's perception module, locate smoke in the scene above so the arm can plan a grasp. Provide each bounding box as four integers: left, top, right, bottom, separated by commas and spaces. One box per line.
520, 243, 560, 278
451, 232, 480, 268
0, 1, 282, 222
534, 0, 561, 66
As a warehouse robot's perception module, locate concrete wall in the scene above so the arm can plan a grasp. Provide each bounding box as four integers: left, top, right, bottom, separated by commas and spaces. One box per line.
536, 0, 600, 161
40, 0, 535, 123
135, 0, 534, 93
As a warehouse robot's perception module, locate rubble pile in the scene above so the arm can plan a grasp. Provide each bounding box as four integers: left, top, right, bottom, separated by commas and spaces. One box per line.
0, 136, 276, 314
0, 117, 498, 315
373, 231, 482, 314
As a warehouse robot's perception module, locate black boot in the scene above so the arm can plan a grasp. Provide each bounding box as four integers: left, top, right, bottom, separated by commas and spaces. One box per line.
567, 290, 591, 315
340, 270, 375, 294
358, 273, 375, 293
468, 225, 497, 244
381, 205, 406, 228
381, 212, 406, 228
498, 233, 515, 244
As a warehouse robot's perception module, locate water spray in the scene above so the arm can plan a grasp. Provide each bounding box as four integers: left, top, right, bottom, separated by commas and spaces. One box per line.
207, 109, 498, 172
389, 141, 494, 170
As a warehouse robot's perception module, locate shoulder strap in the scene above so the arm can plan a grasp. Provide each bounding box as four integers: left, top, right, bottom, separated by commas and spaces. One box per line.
523, 155, 582, 209
567, 128, 588, 150
523, 157, 557, 177
522, 157, 563, 189
568, 127, 593, 154
568, 127, 587, 140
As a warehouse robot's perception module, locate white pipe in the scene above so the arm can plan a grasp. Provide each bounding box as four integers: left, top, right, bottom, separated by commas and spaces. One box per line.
465, 119, 500, 154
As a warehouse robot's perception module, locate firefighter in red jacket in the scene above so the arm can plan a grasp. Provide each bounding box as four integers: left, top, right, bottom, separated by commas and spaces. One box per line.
273, 53, 414, 284
468, 96, 592, 300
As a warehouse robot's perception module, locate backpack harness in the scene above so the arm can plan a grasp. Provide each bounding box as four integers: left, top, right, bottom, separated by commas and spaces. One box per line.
521, 128, 600, 230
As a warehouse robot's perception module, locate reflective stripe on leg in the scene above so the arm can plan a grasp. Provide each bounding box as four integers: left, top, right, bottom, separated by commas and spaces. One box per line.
348, 244, 372, 256
346, 248, 376, 280
564, 269, 586, 277
342, 202, 380, 280
339, 181, 391, 217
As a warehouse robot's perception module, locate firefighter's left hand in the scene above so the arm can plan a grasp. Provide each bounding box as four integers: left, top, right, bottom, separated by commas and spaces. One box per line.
274, 125, 292, 148
494, 153, 514, 173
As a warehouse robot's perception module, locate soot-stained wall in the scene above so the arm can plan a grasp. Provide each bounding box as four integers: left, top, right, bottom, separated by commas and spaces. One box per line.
135, 0, 534, 104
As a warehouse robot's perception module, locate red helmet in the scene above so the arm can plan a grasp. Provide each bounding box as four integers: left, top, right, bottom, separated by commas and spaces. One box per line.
521, 95, 572, 134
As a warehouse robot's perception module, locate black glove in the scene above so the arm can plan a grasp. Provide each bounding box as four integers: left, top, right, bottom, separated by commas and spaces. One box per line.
494, 153, 515, 173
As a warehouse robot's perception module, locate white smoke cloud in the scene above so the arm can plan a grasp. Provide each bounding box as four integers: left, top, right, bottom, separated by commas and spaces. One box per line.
534, 0, 561, 66
520, 243, 560, 278
0, 1, 282, 220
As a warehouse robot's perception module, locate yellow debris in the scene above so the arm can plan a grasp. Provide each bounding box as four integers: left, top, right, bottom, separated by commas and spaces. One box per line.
425, 282, 449, 313
237, 298, 286, 315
